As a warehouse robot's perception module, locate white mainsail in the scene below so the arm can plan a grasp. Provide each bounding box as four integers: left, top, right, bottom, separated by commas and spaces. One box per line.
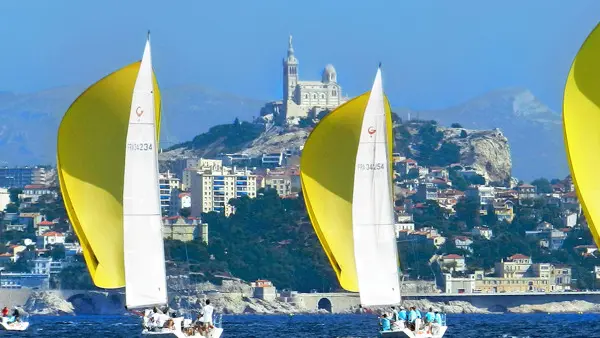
123, 34, 168, 309
351, 66, 401, 306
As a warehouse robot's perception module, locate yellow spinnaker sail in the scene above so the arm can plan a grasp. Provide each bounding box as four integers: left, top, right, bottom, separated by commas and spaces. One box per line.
300, 92, 393, 291
564, 23, 600, 249
57, 62, 161, 288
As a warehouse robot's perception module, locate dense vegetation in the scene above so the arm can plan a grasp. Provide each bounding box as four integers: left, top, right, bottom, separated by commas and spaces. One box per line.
166, 189, 337, 292
168, 118, 264, 155
394, 120, 462, 167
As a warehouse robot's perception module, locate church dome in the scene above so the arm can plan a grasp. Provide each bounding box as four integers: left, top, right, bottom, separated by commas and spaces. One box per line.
322, 64, 337, 83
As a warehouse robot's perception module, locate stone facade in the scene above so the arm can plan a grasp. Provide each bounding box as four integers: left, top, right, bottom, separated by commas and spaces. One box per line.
261, 36, 347, 125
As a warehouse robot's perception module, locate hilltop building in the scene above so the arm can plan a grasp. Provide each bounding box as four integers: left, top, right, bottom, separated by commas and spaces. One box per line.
261, 36, 348, 125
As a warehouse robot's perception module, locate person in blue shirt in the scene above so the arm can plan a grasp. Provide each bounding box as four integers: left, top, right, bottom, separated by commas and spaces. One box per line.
415, 308, 422, 319
430, 311, 444, 336
408, 307, 417, 322
425, 308, 435, 323
379, 313, 391, 331
398, 306, 407, 321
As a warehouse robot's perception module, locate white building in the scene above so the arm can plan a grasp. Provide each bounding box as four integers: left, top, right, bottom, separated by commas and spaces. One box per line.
190, 166, 257, 217
36, 231, 66, 249
182, 159, 225, 190
31, 258, 64, 275
0, 188, 10, 211
159, 171, 180, 216
262, 36, 347, 124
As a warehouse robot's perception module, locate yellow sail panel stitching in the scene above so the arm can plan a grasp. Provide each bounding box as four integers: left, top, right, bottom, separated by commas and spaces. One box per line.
57, 61, 161, 288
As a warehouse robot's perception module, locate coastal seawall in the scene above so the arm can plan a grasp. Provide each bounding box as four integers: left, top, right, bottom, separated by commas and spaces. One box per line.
5, 289, 600, 315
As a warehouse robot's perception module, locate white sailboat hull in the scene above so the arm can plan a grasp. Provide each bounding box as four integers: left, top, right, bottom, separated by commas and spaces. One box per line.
380, 326, 447, 338
0, 318, 29, 331
142, 327, 223, 338
141, 317, 223, 338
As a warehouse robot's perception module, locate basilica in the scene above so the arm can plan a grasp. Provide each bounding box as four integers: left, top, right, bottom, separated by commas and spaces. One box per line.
261, 36, 347, 125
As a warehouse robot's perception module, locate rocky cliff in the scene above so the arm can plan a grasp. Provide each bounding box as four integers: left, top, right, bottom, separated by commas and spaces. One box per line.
440, 127, 511, 183
161, 121, 511, 183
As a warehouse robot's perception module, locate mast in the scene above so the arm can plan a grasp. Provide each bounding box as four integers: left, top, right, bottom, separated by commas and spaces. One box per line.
351, 65, 401, 306
123, 34, 168, 309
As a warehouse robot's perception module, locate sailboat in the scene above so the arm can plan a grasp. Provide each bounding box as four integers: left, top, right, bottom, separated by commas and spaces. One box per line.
563, 22, 600, 248
300, 66, 447, 338
0, 308, 29, 331
57, 33, 223, 338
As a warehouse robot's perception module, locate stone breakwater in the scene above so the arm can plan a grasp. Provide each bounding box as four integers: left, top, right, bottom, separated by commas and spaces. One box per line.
11, 290, 600, 316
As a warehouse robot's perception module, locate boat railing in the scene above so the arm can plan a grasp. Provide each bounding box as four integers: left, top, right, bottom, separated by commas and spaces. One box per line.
213, 313, 223, 328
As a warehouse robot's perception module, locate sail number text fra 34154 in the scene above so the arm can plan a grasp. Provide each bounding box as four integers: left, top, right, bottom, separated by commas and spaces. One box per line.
356, 163, 385, 171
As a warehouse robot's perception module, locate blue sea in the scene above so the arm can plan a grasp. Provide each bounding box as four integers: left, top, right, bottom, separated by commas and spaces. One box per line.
1, 313, 599, 337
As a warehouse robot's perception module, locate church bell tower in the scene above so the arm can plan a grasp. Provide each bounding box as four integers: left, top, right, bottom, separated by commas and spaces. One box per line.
283, 35, 298, 104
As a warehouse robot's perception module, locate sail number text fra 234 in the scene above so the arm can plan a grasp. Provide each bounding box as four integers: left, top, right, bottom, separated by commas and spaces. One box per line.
127, 143, 153, 151
356, 163, 385, 171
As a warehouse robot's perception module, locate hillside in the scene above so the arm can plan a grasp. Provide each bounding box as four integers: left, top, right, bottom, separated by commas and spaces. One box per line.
161, 119, 512, 183
406, 88, 563, 180
0, 85, 560, 179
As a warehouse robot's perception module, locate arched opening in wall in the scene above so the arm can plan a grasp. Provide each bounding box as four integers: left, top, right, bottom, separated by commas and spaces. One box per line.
318, 298, 332, 313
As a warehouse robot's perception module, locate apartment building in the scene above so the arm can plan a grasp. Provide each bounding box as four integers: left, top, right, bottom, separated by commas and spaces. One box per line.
190, 166, 257, 216
159, 171, 180, 216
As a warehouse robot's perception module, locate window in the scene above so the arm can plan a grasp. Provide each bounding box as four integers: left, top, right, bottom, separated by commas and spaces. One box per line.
320, 93, 325, 99
332, 90, 337, 96
312, 93, 317, 99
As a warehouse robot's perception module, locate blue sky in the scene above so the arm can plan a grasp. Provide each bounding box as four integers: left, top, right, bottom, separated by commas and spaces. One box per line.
0, 0, 599, 111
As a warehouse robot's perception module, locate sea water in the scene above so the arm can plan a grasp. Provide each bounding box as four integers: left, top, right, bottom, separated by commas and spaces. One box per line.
1, 313, 598, 337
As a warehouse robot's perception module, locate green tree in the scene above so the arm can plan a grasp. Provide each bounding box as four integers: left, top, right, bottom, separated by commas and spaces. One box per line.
179, 208, 191, 218
531, 178, 553, 194
50, 244, 66, 260
466, 175, 486, 185
449, 170, 469, 191
455, 197, 481, 228
8, 188, 22, 205
451, 123, 463, 128
58, 265, 96, 289
482, 204, 498, 226
4, 203, 18, 213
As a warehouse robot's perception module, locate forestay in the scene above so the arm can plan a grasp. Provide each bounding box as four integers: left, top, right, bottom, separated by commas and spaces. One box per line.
351, 67, 401, 306
123, 36, 168, 309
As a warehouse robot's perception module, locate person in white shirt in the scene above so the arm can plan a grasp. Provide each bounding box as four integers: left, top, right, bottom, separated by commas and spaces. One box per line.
200, 299, 214, 329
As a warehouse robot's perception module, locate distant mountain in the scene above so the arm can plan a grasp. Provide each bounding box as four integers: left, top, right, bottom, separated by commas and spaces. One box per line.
0, 85, 264, 166
397, 88, 565, 180
159, 85, 265, 147
0, 85, 565, 180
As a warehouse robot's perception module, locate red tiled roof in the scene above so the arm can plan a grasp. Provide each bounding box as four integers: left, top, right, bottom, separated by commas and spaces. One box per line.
38, 221, 53, 226
509, 254, 530, 260
42, 231, 64, 237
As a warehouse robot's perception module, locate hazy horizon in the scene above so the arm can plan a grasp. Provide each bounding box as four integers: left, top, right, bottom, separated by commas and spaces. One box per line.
1, 1, 599, 111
